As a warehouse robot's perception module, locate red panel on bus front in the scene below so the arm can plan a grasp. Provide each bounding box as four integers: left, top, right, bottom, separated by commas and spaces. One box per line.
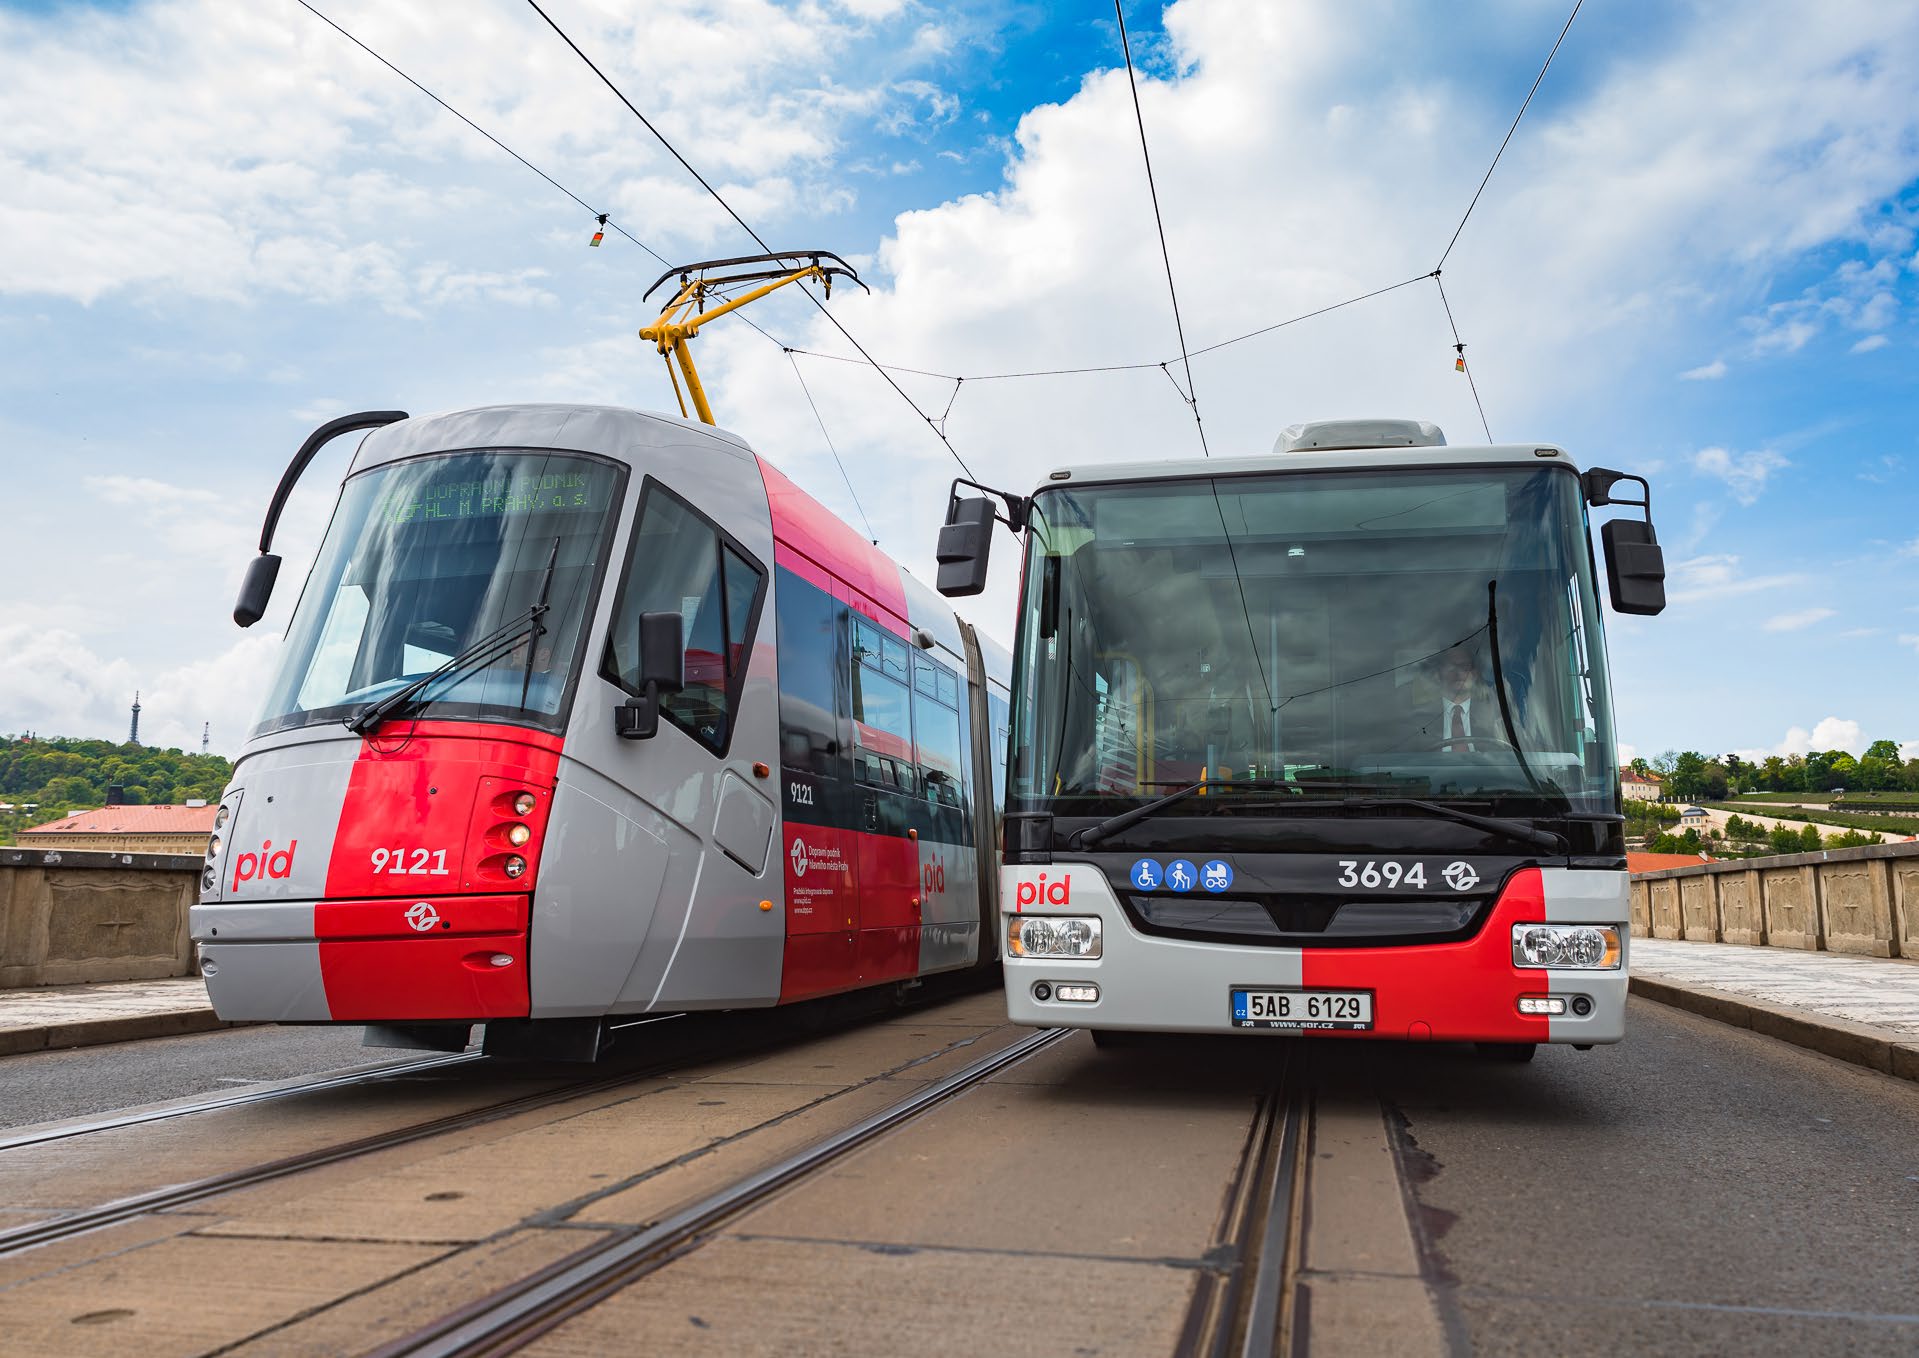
1299, 867, 1552, 1043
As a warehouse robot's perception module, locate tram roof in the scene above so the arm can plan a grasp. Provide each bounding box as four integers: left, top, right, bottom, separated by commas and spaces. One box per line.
1034, 441, 1583, 495
351, 403, 752, 473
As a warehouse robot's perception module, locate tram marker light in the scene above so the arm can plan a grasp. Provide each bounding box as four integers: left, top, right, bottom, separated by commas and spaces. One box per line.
506, 823, 532, 847
1008, 915, 1101, 958
504, 855, 527, 879
512, 792, 536, 817
1511, 924, 1620, 969
214, 805, 230, 831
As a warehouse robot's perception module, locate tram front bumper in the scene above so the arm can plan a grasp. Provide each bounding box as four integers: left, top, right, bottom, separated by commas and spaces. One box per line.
1002, 865, 1628, 1045
192, 896, 531, 1023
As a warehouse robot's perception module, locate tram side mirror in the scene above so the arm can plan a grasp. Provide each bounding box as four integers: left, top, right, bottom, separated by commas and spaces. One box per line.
1600, 519, 1666, 615
232, 554, 282, 628
615, 611, 685, 740
935, 497, 996, 597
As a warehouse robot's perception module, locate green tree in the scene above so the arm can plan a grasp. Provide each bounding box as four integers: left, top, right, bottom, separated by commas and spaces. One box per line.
1865, 739, 1901, 763
1668, 751, 1708, 801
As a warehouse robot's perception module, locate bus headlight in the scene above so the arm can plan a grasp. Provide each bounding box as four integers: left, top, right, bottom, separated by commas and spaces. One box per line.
1512, 924, 1620, 969
1009, 915, 1101, 958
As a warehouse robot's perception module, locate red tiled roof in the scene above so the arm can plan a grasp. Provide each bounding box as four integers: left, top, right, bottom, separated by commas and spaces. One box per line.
1628, 852, 1716, 874
22, 804, 219, 836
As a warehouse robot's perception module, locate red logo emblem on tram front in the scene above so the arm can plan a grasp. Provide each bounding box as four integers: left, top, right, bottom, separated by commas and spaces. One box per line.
1014, 872, 1071, 910
232, 840, 297, 892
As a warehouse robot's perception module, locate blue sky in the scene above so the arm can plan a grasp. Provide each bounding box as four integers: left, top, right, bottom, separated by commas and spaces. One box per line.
1, 0, 1915, 765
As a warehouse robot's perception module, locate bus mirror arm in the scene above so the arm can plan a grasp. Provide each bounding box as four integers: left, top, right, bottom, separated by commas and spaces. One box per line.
1582, 467, 1666, 616
616, 611, 686, 740
234, 410, 408, 628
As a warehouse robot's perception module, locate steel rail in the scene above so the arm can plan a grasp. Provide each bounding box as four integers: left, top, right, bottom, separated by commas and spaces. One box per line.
0, 1020, 698, 1259
1173, 1050, 1308, 1357
367, 1026, 1072, 1358
0, 1050, 484, 1153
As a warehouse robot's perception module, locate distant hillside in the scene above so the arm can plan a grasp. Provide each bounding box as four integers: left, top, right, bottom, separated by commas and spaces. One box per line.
0, 736, 233, 845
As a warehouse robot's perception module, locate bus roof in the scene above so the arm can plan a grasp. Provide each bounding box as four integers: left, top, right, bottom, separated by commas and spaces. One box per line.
1036, 441, 1580, 494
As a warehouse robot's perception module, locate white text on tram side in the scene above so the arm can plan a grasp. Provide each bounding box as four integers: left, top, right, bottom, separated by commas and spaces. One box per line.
371, 847, 451, 876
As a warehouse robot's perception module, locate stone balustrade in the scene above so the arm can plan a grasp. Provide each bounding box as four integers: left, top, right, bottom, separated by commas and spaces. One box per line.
1, 847, 202, 987
1630, 841, 1919, 960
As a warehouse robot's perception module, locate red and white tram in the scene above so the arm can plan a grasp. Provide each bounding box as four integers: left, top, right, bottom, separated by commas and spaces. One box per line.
196, 400, 1010, 1058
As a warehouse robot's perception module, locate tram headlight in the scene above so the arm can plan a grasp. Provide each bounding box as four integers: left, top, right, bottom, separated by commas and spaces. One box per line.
207, 833, 222, 859
202, 865, 217, 893
1008, 915, 1101, 959
214, 805, 229, 831
504, 854, 527, 880
1511, 924, 1621, 970
505, 823, 532, 847
512, 792, 536, 816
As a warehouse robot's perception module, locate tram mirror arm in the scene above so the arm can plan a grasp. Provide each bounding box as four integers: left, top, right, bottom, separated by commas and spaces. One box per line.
233, 410, 408, 627
1582, 467, 1666, 617
616, 612, 685, 740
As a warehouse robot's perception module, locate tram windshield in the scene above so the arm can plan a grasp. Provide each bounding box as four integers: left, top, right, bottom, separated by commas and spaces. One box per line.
1009, 464, 1618, 820
253, 450, 623, 737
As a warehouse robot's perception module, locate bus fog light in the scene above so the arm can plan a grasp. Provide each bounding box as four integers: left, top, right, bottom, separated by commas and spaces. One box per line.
1055, 983, 1100, 1003
1517, 995, 1567, 1016
1512, 924, 1620, 969
1008, 915, 1101, 958
504, 855, 527, 879
1570, 994, 1594, 1016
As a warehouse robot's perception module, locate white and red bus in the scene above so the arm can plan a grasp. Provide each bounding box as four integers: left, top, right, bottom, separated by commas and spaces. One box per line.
934, 418, 1666, 1060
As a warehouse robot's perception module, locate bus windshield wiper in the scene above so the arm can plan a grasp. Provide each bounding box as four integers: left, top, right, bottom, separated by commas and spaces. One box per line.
1072, 779, 1290, 848
1333, 797, 1567, 853
345, 603, 548, 736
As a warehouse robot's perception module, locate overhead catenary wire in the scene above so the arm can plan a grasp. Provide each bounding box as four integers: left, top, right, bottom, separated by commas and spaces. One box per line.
1112, 0, 1208, 458
1433, 272, 1493, 443
1436, 0, 1584, 271
521, 0, 976, 480
787, 352, 878, 543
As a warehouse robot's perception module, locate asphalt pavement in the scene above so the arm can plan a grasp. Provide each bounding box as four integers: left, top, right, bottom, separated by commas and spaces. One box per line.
0, 1024, 415, 1131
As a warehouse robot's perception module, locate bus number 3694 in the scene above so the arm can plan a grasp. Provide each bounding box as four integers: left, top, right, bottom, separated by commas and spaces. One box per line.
1337, 860, 1426, 889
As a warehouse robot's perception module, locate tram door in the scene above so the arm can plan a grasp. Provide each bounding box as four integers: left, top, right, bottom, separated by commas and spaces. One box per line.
847, 606, 922, 983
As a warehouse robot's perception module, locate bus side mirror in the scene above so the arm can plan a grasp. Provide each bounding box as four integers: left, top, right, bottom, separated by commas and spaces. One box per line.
616, 611, 685, 740
233, 554, 282, 628
936, 497, 995, 597
1601, 519, 1666, 615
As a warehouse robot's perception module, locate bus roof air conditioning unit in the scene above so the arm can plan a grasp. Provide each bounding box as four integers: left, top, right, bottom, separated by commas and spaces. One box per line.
1275, 419, 1447, 453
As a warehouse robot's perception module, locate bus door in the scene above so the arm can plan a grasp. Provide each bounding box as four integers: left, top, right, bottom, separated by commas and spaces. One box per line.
845, 601, 921, 983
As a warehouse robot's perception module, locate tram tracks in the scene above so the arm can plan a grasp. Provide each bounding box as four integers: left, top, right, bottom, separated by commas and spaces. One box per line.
0, 1018, 708, 1260
1177, 1051, 1310, 1358
364, 1026, 1072, 1358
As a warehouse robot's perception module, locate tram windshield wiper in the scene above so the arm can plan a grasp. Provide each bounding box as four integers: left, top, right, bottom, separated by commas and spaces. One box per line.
344, 603, 548, 736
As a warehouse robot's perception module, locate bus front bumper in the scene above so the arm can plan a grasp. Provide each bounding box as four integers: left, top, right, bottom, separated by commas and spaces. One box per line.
1002, 865, 1628, 1045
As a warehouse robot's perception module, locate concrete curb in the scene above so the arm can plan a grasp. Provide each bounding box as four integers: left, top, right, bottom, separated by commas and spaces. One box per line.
0, 1009, 247, 1058
1630, 975, 1919, 1084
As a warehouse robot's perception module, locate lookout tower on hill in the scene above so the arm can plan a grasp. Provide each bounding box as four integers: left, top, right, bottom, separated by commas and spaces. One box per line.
128, 691, 142, 746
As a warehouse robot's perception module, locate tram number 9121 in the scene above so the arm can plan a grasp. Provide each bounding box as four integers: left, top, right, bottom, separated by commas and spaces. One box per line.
370, 847, 451, 876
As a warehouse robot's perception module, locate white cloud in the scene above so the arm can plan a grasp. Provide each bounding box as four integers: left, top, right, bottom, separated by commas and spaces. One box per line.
1616, 742, 1637, 766
1664, 554, 1800, 605
1679, 358, 1727, 380
1900, 633, 1919, 654
1839, 626, 1883, 638
1767, 717, 1866, 757
1761, 607, 1835, 632
1902, 740, 1919, 761
1851, 332, 1890, 353
1898, 537, 1919, 557
1692, 446, 1788, 505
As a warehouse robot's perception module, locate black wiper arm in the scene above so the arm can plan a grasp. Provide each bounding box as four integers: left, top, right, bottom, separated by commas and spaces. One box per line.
1072, 779, 1289, 848
345, 604, 548, 736
1342, 797, 1567, 853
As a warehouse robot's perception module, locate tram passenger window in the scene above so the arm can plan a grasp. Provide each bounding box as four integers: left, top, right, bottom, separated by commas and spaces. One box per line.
604, 483, 765, 755
851, 616, 915, 793
774, 568, 842, 776
912, 658, 964, 809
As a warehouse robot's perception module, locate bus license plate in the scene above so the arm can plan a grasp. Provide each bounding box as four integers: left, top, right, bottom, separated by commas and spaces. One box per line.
1231, 988, 1373, 1031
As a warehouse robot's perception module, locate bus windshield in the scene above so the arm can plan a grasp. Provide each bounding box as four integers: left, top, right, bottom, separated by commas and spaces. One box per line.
1009, 463, 1618, 819
253, 449, 624, 738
